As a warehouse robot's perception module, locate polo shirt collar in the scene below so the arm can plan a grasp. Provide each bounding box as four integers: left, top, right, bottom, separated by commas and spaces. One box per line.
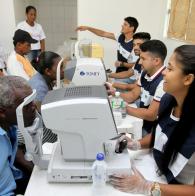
124, 38, 133, 43
144, 65, 166, 81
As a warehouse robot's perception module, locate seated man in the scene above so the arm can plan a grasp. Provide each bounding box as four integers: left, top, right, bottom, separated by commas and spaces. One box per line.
111, 40, 167, 135
107, 32, 151, 91
111, 45, 195, 196
7, 29, 37, 80
0, 76, 36, 195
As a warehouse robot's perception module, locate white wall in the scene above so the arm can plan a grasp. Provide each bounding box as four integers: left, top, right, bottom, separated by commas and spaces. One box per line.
0, 0, 187, 61
12, 0, 77, 52
17, 0, 78, 52
0, 0, 16, 53
13, 0, 31, 24
77, 0, 187, 70
31, 0, 77, 51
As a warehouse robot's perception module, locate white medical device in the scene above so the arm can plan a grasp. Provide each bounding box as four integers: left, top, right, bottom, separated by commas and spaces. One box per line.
16, 86, 131, 183
56, 58, 107, 89
64, 58, 107, 86
56, 39, 107, 89
16, 90, 50, 169
73, 39, 92, 59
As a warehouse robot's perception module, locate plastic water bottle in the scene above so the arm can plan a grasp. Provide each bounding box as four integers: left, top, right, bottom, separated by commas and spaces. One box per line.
111, 92, 126, 118
111, 92, 121, 111
92, 153, 107, 194
121, 100, 127, 118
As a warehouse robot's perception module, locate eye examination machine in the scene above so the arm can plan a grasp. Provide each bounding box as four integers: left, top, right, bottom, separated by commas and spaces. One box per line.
16, 85, 131, 183
56, 39, 107, 88
63, 57, 107, 86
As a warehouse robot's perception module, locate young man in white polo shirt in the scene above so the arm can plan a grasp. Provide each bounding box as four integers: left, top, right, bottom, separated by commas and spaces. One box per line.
107, 32, 151, 90
76, 16, 139, 73
120, 40, 167, 135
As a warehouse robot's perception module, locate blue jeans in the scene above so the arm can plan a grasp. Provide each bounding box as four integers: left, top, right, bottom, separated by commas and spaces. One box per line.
27, 49, 41, 62
114, 78, 136, 92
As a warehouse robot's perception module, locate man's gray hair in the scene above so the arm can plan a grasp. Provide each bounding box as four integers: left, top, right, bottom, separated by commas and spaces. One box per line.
0, 76, 31, 107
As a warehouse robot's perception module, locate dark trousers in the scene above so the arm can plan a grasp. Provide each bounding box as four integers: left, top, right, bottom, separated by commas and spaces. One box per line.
14, 175, 31, 195
27, 49, 41, 62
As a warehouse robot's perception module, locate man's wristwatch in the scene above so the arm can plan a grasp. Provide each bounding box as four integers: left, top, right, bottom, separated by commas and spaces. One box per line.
151, 182, 161, 196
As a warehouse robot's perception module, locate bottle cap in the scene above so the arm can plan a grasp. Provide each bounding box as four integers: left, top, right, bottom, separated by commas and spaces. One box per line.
96, 153, 105, 161
115, 91, 120, 97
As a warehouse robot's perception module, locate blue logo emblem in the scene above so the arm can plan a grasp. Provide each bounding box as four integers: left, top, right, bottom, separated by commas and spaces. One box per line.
80, 71, 85, 76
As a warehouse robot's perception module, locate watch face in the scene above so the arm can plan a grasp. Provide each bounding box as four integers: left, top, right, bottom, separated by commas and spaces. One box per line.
152, 189, 161, 196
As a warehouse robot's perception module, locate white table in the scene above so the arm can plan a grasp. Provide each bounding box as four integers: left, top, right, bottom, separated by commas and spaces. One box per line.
24, 167, 144, 196
117, 114, 143, 140
24, 113, 144, 196
25, 149, 167, 196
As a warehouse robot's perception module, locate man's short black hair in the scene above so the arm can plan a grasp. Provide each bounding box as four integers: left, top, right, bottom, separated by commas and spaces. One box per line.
133, 32, 151, 41
124, 16, 139, 33
140, 40, 167, 61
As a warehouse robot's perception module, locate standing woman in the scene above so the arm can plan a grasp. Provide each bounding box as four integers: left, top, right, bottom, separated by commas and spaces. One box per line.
111, 45, 195, 196
17, 5, 46, 62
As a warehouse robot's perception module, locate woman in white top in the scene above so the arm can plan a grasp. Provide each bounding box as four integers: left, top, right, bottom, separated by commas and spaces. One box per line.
17, 5, 46, 62
111, 45, 195, 196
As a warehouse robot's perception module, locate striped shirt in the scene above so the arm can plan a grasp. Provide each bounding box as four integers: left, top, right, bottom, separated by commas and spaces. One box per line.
17, 125, 57, 145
